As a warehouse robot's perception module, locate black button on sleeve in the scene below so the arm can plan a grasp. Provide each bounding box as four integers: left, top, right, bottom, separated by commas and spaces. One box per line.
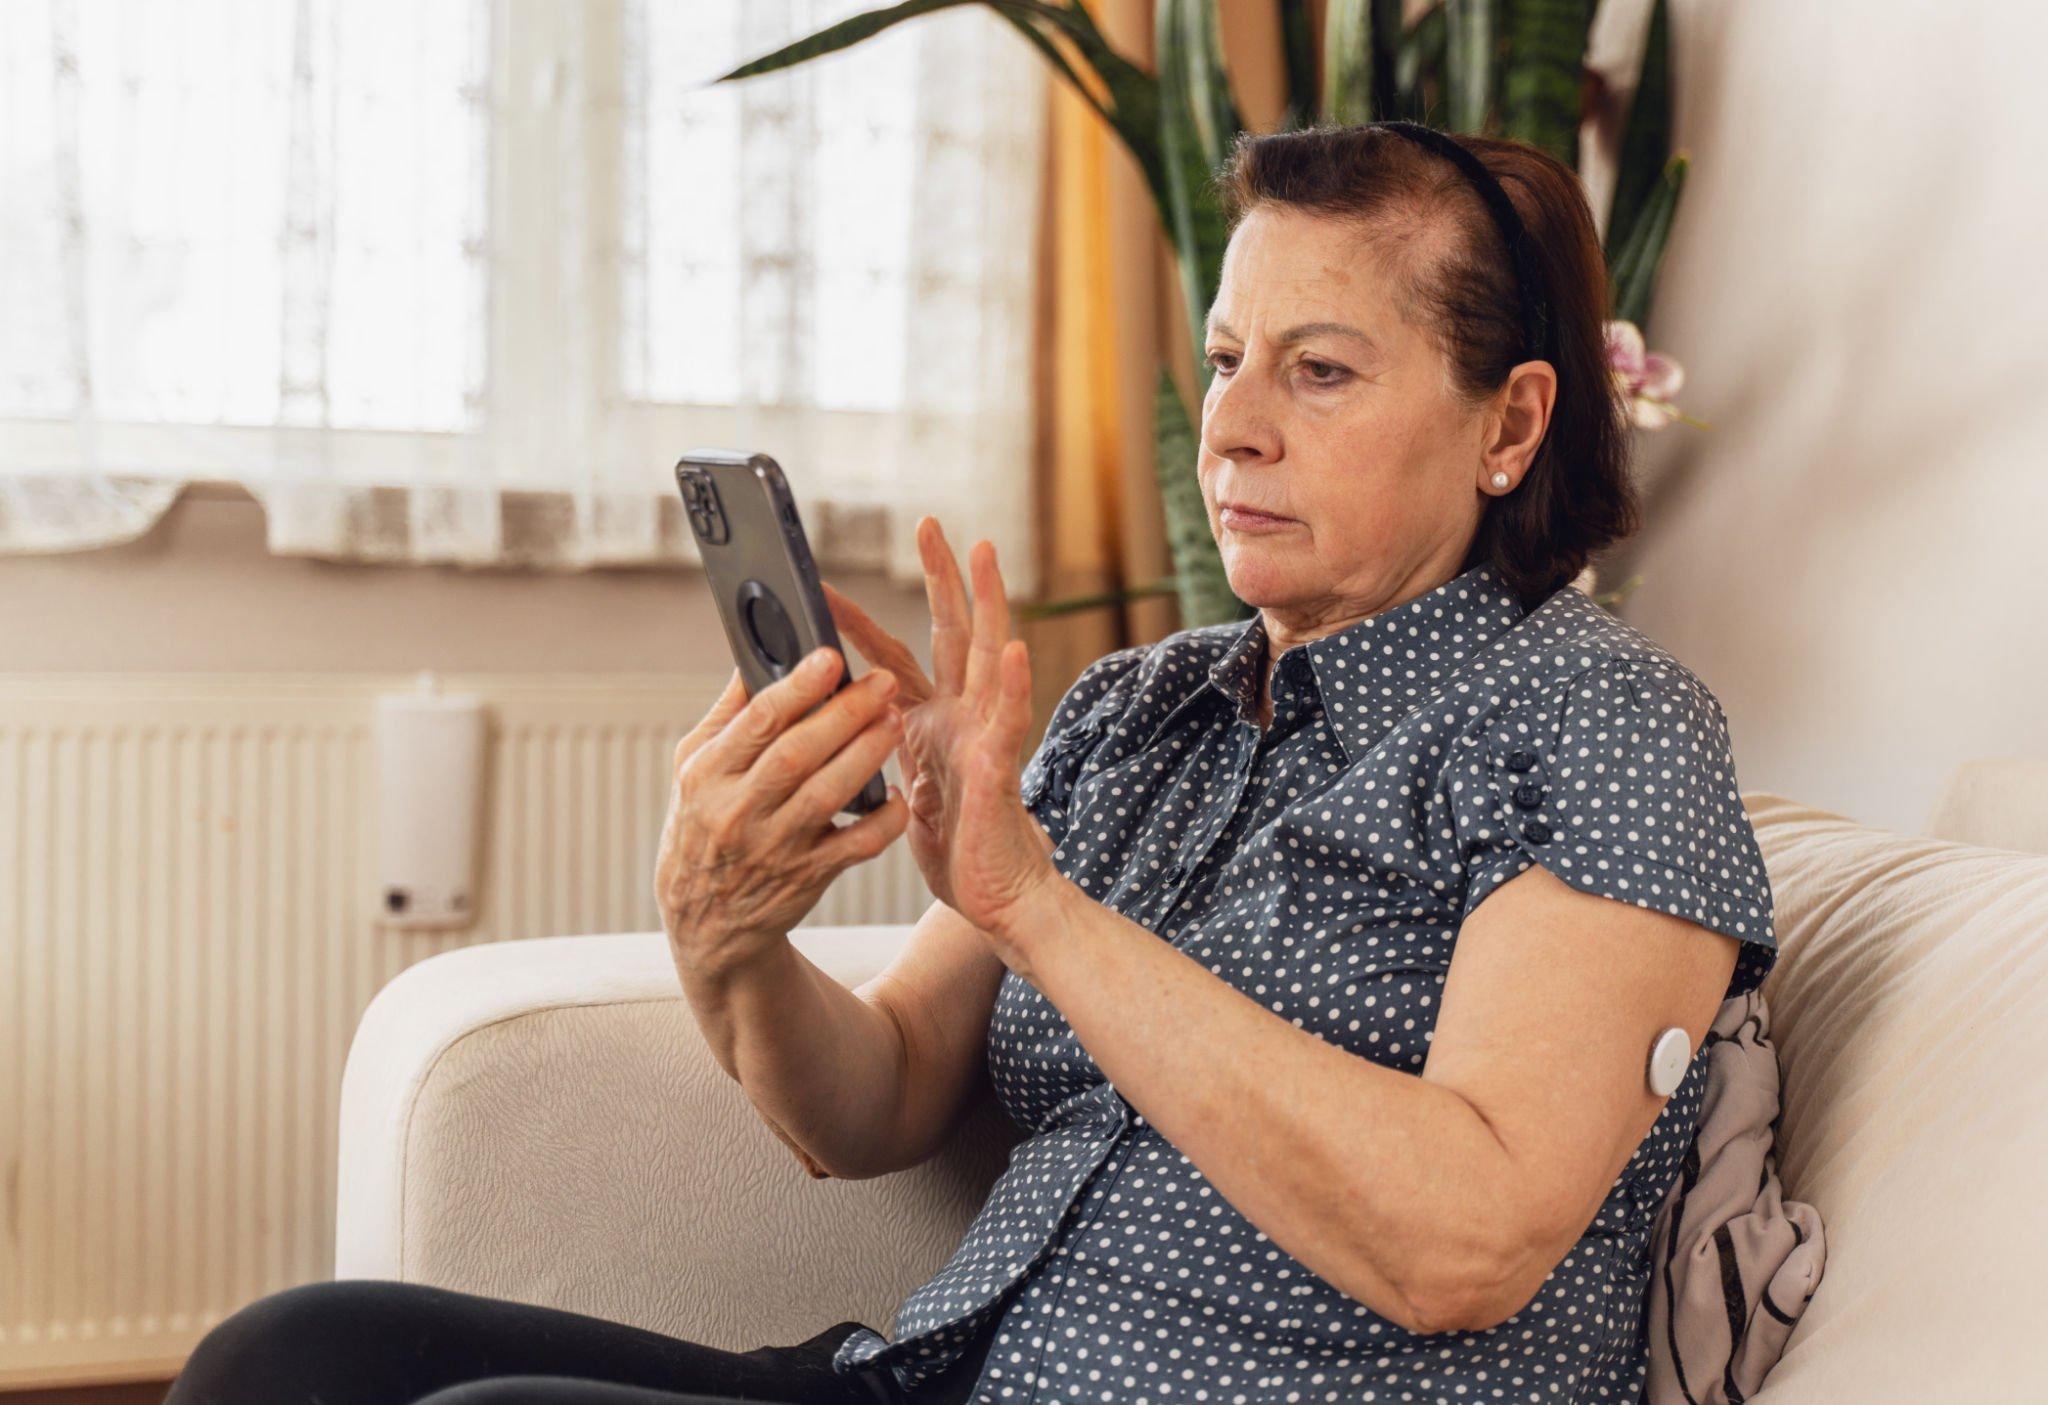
1521, 819, 1553, 844
1512, 780, 1544, 809
1505, 747, 1537, 772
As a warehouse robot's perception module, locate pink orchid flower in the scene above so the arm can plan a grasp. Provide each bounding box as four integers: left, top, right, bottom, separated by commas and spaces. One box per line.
1603, 318, 1691, 430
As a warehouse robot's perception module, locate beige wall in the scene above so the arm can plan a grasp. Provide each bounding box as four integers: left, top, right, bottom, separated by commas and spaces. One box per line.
1590, 0, 2048, 835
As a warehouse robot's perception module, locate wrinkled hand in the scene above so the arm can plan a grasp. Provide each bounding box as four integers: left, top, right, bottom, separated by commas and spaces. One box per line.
822, 516, 1059, 939
652, 653, 908, 982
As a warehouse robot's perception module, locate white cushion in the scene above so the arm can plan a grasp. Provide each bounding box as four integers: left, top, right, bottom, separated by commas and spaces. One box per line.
1744, 793, 2048, 1401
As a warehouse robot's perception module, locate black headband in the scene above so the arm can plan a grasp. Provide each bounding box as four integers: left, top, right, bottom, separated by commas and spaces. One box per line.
1365, 120, 1553, 364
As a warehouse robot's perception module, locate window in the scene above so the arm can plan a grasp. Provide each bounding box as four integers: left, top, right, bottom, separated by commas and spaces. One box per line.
0, 0, 1047, 586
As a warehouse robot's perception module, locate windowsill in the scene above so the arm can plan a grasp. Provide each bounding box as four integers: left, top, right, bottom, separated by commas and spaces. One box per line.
0, 482, 931, 674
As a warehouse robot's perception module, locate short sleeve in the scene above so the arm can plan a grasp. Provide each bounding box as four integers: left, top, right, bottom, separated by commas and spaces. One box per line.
1453, 655, 1778, 1000
1020, 644, 1147, 852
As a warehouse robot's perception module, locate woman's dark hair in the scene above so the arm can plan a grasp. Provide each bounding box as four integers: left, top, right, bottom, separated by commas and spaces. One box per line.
1215, 123, 1639, 607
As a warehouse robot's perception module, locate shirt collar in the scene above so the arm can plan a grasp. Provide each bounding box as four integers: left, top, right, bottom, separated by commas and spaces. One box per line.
1204, 559, 1530, 766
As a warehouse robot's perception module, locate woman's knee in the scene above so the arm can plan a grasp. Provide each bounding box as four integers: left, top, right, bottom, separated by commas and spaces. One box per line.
167, 1278, 438, 1404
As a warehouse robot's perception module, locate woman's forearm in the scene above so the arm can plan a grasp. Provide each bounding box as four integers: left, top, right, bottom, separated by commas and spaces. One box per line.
996, 876, 1521, 1336
671, 936, 913, 1181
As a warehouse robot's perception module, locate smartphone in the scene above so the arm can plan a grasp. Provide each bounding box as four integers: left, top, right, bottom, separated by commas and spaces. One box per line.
675, 448, 889, 817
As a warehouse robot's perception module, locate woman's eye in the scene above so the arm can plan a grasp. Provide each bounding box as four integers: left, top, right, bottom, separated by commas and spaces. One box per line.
1201, 351, 1346, 385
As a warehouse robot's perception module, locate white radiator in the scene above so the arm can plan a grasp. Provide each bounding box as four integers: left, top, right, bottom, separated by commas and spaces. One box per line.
0, 674, 927, 1388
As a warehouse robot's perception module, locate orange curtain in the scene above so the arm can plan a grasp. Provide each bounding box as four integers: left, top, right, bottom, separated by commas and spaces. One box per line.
1022, 0, 1292, 735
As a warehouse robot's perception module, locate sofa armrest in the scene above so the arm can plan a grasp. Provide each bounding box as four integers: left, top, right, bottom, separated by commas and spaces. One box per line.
335, 926, 1019, 1349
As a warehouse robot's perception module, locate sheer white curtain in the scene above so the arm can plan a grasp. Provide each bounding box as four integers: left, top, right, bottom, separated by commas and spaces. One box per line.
0, 0, 1049, 591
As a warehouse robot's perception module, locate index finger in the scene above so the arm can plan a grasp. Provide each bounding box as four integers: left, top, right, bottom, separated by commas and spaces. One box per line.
698, 647, 847, 774
672, 667, 750, 773
919, 517, 973, 696
962, 538, 1015, 709
821, 580, 934, 702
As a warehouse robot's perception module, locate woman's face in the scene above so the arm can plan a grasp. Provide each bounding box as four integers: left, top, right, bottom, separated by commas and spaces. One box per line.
1197, 203, 1549, 637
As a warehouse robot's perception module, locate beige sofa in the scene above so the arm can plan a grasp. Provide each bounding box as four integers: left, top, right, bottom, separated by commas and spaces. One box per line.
335, 763, 2048, 1402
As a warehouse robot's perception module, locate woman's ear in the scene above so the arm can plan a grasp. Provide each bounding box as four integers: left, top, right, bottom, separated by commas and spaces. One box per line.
1478, 360, 1557, 492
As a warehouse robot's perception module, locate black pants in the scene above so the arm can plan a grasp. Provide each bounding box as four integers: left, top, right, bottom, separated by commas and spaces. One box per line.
164, 1279, 996, 1405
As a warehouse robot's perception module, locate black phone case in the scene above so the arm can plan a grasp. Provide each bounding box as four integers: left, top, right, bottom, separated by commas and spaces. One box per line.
674, 449, 889, 817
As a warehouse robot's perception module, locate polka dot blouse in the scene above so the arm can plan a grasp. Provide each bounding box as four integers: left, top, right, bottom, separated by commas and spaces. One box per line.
832, 559, 1778, 1405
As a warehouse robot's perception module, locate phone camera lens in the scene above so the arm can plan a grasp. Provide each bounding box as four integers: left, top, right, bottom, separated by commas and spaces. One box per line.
676, 470, 729, 545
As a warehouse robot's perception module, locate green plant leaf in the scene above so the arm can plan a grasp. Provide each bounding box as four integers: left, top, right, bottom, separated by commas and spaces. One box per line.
1277, 0, 1319, 131
1588, 571, 1642, 609
1326, 0, 1406, 124
1323, 0, 1374, 124
710, 0, 1171, 221
711, 0, 974, 81
1607, 151, 1686, 328
1157, 0, 1236, 383
994, 2, 1172, 237
1604, 0, 1670, 268
1371, 0, 1405, 120
1397, 2, 1448, 122
1152, 368, 1246, 627
1159, 0, 1240, 171
990, 11, 1115, 130
1444, 0, 1500, 134
1499, 0, 1593, 168
1016, 576, 1182, 620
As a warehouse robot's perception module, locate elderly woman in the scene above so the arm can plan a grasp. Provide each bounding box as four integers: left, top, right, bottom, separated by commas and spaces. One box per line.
169, 122, 1773, 1405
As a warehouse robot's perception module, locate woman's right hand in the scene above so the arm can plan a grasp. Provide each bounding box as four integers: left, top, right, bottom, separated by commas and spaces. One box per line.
653, 652, 910, 982
819, 516, 1057, 912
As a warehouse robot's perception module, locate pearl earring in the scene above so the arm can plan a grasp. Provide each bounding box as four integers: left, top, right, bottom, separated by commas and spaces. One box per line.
1490, 471, 1511, 490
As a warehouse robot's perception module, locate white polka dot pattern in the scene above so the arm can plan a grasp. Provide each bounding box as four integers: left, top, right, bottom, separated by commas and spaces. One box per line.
832, 560, 1778, 1404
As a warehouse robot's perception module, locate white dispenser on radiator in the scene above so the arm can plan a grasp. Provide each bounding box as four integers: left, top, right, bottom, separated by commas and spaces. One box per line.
374, 671, 488, 929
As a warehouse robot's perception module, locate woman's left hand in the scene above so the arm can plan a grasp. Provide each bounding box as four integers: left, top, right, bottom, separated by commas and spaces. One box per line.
822, 518, 1063, 955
